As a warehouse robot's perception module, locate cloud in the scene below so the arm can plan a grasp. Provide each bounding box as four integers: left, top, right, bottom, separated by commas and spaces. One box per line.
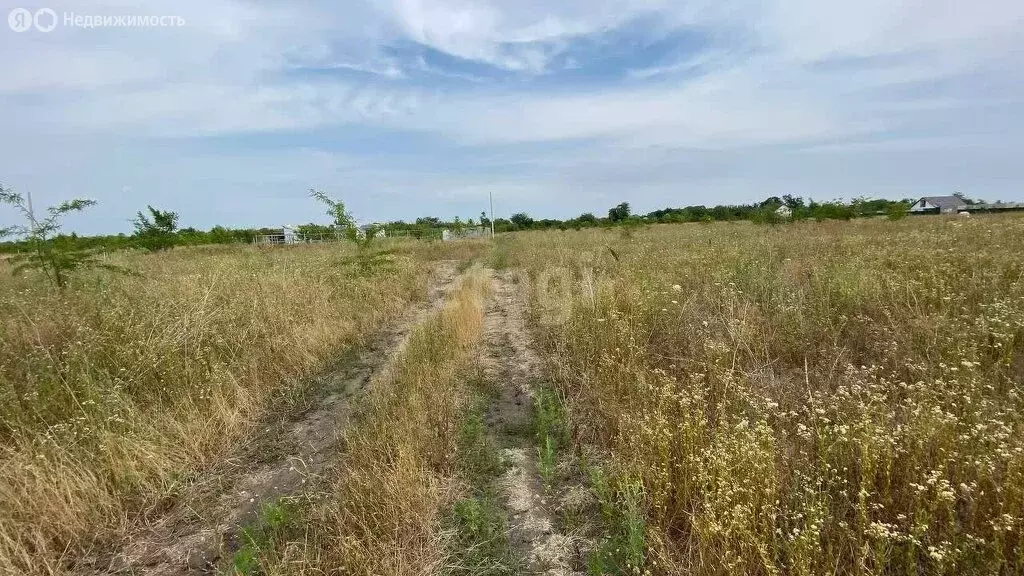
0, 0, 1022, 233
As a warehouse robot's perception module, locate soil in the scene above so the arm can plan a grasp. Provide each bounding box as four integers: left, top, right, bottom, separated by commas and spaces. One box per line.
84, 261, 462, 575
480, 269, 582, 575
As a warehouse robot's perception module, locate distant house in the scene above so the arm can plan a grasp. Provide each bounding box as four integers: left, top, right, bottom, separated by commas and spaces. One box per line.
775, 205, 793, 218
356, 223, 386, 239
910, 196, 967, 214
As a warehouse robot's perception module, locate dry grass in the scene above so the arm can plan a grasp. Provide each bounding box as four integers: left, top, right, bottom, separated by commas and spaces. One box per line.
508, 216, 1024, 575
0, 240, 482, 574
241, 266, 492, 575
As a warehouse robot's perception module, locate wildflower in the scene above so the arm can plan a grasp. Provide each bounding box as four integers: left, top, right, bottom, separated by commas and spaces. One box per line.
672, 284, 682, 292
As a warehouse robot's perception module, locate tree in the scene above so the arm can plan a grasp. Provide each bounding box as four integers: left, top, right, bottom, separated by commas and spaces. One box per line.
782, 195, 805, 210
510, 212, 534, 229
132, 205, 179, 252
310, 189, 355, 232
887, 203, 909, 221
0, 185, 121, 288
480, 211, 491, 227
577, 212, 598, 226
608, 202, 631, 223
953, 191, 978, 205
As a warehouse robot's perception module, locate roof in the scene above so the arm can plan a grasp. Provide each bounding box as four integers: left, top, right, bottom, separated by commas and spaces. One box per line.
919, 196, 967, 210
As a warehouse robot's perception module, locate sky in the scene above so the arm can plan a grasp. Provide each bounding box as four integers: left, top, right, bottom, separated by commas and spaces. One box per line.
1, 0, 1022, 234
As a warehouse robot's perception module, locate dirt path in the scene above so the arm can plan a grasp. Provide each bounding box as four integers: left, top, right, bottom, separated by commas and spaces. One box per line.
89, 261, 464, 575
480, 269, 581, 575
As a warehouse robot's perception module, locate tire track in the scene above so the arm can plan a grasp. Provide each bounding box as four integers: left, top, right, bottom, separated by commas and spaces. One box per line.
88, 261, 465, 575
480, 269, 581, 575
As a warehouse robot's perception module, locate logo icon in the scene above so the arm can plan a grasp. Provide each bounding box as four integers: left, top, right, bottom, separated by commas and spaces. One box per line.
8, 7, 58, 32
8, 8, 32, 32
34, 8, 56, 32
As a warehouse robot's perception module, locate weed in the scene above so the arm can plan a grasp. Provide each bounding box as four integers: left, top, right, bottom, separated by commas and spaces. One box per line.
229, 498, 303, 575
537, 435, 557, 487
491, 238, 511, 270
512, 218, 1024, 575
533, 385, 569, 488
583, 468, 647, 575
458, 398, 507, 491
0, 242, 482, 574
447, 496, 518, 576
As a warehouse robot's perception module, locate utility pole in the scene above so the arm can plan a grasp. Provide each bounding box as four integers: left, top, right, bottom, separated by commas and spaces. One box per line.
489, 190, 495, 239
26, 191, 36, 226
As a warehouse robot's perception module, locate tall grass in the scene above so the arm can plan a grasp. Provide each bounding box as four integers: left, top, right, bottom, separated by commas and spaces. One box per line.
510, 217, 1024, 575
241, 267, 491, 575
0, 241, 478, 574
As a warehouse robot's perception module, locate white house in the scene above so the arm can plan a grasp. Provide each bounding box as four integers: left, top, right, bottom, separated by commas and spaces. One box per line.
910, 196, 967, 214
775, 205, 793, 218
356, 223, 386, 239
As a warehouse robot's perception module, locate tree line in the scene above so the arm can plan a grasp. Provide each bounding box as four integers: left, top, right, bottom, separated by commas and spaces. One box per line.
2, 190, 922, 259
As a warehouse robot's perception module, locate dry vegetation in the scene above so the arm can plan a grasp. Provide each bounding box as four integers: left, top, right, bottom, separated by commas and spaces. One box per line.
3, 215, 1022, 576
507, 216, 1024, 575
220, 266, 494, 575
0, 239, 482, 574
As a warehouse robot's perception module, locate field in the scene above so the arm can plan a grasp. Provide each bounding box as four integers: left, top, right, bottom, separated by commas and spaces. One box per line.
508, 216, 1024, 575
0, 216, 1021, 575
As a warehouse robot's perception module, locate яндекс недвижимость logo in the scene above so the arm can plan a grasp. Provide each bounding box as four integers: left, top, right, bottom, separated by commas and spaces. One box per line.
8, 7, 184, 32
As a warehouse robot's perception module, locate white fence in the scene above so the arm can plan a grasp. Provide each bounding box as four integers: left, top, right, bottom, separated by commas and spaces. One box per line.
253, 226, 488, 246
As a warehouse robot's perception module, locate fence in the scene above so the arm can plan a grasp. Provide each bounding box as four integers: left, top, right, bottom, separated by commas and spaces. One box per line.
251, 226, 479, 246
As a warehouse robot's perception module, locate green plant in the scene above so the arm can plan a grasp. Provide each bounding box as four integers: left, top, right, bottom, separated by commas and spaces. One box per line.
0, 185, 123, 287
309, 188, 355, 234
608, 202, 631, 223
132, 205, 179, 252
534, 386, 568, 488
538, 434, 557, 487
887, 203, 909, 220
448, 496, 517, 576
230, 499, 303, 575
458, 404, 506, 487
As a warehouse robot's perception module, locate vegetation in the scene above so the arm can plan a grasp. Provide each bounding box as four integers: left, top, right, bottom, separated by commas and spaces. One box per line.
2, 186, 1022, 576
131, 205, 179, 252
608, 202, 631, 223
508, 216, 1024, 575
0, 186, 122, 287
0, 239, 483, 574
234, 267, 494, 575
310, 188, 355, 235
0, 194, 918, 255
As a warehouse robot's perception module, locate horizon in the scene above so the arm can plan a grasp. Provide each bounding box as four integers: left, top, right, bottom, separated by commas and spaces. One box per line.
2, 0, 1023, 235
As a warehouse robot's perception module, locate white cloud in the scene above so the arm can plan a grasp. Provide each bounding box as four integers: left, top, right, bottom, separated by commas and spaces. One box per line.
1, 0, 1023, 233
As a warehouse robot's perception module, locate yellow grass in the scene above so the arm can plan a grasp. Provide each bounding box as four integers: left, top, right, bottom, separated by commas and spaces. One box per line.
508, 216, 1024, 575
249, 266, 491, 575
0, 240, 481, 574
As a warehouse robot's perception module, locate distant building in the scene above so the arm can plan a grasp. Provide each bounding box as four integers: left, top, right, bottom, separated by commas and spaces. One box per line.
910, 196, 967, 214
910, 196, 1024, 215
356, 223, 386, 239
775, 205, 793, 218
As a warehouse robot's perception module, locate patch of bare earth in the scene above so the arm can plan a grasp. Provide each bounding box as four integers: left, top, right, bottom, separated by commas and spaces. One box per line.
480, 269, 583, 575
83, 261, 463, 575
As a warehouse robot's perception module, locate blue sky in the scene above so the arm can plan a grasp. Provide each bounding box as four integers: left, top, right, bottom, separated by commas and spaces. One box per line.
1, 0, 1022, 234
